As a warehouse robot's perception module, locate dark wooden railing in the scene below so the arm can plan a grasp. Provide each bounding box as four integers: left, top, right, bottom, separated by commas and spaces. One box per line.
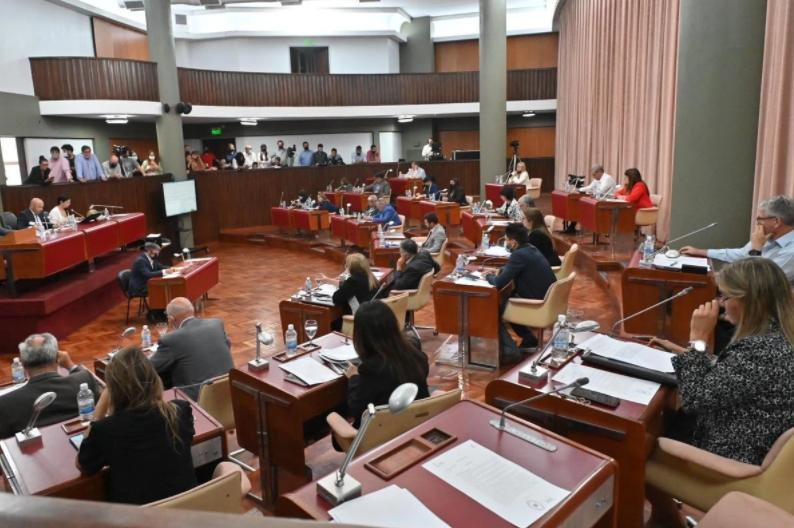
30, 58, 556, 106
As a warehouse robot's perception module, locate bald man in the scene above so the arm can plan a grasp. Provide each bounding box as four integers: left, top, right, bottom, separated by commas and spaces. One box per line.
17, 197, 49, 229
364, 194, 378, 217
149, 297, 233, 401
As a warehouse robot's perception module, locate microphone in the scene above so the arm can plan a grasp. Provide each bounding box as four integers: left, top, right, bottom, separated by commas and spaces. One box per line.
610, 286, 695, 336
16, 392, 57, 445
279, 192, 284, 205
249, 322, 273, 370
656, 222, 718, 259
68, 209, 84, 219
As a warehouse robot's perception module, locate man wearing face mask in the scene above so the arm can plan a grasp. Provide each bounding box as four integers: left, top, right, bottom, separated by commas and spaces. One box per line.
120, 148, 142, 177
298, 141, 314, 167
272, 140, 288, 166
486, 223, 557, 361
224, 143, 239, 169
312, 143, 329, 166
258, 144, 269, 167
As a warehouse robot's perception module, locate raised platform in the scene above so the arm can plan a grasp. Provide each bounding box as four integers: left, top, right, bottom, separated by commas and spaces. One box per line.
0, 251, 137, 355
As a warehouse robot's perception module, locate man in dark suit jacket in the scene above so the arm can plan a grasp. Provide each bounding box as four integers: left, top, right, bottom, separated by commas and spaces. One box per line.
129, 242, 170, 297
487, 223, 557, 361
16, 197, 50, 229
0, 333, 100, 439
150, 297, 234, 401
392, 239, 440, 291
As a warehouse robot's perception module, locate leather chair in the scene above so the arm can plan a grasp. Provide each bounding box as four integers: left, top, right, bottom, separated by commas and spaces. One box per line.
143, 462, 251, 514
341, 292, 409, 338
117, 269, 148, 324
551, 243, 578, 280
327, 389, 462, 455
527, 178, 543, 200
197, 375, 254, 472
431, 238, 448, 269
0, 211, 17, 230
699, 492, 794, 528
501, 272, 577, 348
646, 428, 794, 515
391, 270, 434, 340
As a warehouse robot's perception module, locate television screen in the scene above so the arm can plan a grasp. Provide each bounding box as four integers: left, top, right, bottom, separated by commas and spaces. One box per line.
163, 180, 197, 217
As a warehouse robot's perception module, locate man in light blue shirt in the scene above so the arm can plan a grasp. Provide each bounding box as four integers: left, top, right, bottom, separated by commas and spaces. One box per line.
75, 145, 106, 182
298, 141, 314, 167
372, 197, 401, 226
682, 195, 794, 283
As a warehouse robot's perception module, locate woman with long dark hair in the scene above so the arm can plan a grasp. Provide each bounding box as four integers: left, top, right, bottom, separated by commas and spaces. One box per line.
616, 168, 653, 208
522, 207, 561, 266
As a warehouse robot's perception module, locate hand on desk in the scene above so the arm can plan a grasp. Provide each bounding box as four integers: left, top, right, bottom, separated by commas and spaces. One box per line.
690, 300, 720, 343
344, 364, 358, 378
679, 246, 707, 258
648, 337, 687, 354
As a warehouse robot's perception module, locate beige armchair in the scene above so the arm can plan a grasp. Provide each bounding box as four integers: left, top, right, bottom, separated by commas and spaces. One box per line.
327, 389, 462, 455
502, 272, 576, 348
197, 375, 255, 472
391, 214, 406, 233
636, 194, 662, 237
431, 238, 448, 269
527, 178, 542, 200
391, 271, 434, 340
341, 292, 409, 338
144, 462, 251, 514
646, 428, 794, 515
700, 492, 794, 528
551, 243, 578, 280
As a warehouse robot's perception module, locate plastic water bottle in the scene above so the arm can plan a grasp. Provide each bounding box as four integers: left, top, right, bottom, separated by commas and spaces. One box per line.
285, 324, 298, 354
643, 234, 655, 264
455, 254, 466, 275
77, 383, 95, 423
305, 276, 313, 294
552, 315, 570, 359
11, 357, 25, 384
141, 325, 152, 348
480, 232, 490, 251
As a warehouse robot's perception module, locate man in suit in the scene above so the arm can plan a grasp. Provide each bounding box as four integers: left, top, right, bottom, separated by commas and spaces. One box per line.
0, 333, 99, 439
129, 242, 171, 298
421, 212, 447, 254
16, 197, 49, 229
486, 223, 557, 361
392, 239, 440, 291
150, 297, 234, 401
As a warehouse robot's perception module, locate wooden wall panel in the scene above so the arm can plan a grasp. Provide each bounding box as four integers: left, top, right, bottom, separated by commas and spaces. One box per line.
435, 33, 559, 72
29, 58, 158, 101
439, 127, 556, 159
92, 18, 150, 61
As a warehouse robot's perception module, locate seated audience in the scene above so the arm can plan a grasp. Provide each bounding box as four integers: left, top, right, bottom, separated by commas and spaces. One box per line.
616, 168, 653, 208
61, 144, 76, 174
522, 207, 561, 266
25, 156, 52, 185
364, 194, 378, 216
507, 161, 530, 185
365, 174, 391, 198
336, 177, 353, 191
17, 197, 49, 229
344, 300, 430, 427
447, 178, 468, 205
317, 192, 339, 213
682, 195, 794, 283
150, 297, 234, 401
328, 253, 380, 331
422, 175, 440, 200
496, 186, 522, 221
328, 147, 345, 165
48, 195, 72, 228
77, 347, 196, 504
312, 143, 329, 166
486, 223, 557, 360
200, 146, 217, 168
298, 142, 314, 167
48, 146, 72, 183
0, 333, 99, 439
405, 161, 426, 181
351, 145, 365, 164
103, 153, 125, 179
392, 239, 440, 290
647, 257, 794, 527
141, 151, 162, 176
421, 212, 447, 253
187, 151, 208, 172
76, 145, 107, 182
372, 197, 401, 226
120, 150, 142, 177
242, 145, 256, 169
366, 144, 381, 164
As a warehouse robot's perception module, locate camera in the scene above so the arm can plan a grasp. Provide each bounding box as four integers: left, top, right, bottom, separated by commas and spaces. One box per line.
286, 145, 296, 158
112, 145, 129, 157
510, 140, 520, 148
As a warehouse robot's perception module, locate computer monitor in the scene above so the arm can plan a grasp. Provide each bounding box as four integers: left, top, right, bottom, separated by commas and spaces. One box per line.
163, 180, 198, 217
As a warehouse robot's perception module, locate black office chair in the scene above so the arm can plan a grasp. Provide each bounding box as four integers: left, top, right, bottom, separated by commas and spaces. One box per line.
0, 211, 17, 230
117, 269, 148, 324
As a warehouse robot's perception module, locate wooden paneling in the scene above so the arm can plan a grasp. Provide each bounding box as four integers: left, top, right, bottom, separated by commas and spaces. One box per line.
29, 58, 158, 101
439, 127, 556, 158
92, 18, 150, 61
435, 33, 559, 72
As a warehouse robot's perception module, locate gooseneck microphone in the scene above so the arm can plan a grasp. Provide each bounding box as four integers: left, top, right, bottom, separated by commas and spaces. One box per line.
655, 222, 718, 258
610, 286, 694, 336
497, 377, 589, 429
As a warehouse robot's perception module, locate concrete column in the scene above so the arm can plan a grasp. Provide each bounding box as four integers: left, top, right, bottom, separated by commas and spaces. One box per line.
399, 17, 434, 73
144, 0, 194, 248
478, 0, 507, 198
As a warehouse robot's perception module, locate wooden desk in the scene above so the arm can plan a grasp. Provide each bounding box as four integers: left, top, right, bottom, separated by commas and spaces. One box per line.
147, 257, 219, 310
460, 211, 509, 248
111, 212, 147, 246
486, 183, 526, 204
324, 191, 343, 208
229, 332, 350, 505
418, 200, 461, 227
0, 388, 226, 500
551, 190, 582, 225
340, 192, 372, 213
77, 220, 119, 264
271, 208, 331, 233
395, 196, 422, 223
386, 177, 423, 198
0, 229, 87, 295
485, 334, 672, 528
370, 233, 404, 268
578, 197, 635, 237
344, 218, 377, 248
278, 400, 617, 527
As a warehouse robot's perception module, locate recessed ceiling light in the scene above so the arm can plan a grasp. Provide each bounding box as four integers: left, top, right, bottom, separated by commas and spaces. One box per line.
103, 114, 130, 124
522, 111, 536, 118
397, 114, 414, 123
240, 119, 258, 126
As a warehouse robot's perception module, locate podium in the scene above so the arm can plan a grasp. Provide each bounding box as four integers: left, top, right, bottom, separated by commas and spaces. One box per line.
485, 183, 525, 204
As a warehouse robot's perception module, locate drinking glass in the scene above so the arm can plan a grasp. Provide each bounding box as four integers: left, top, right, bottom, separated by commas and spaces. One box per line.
305, 319, 318, 346
155, 322, 168, 339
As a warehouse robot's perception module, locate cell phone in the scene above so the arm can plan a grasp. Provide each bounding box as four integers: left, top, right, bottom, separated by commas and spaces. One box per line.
69, 433, 84, 450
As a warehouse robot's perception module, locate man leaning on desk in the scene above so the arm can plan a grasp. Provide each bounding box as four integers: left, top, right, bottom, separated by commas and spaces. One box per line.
0, 333, 99, 439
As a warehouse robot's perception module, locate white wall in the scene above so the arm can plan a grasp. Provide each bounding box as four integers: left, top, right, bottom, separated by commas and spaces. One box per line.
175, 37, 400, 74
0, 0, 94, 95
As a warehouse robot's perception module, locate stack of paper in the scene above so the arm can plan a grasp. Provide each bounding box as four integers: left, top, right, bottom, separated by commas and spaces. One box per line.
484, 245, 510, 257
278, 356, 341, 385
553, 363, 660, 405
653, 253, 711, 271
314, 283, 337, 296
578, 334, 675, 373
329, 485, 450, 528
319, 343, 359, 363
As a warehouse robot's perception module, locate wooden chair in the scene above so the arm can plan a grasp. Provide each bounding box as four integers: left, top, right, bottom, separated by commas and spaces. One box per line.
197, 375, 254, 472
341, 292, 409, 338
699, 492, 794, 528
430, 238, 448, 269
646, 428, 794, 515
502, 272, 576, 348
327, 389, 462, 455
117, 269, 148, 324
391, 271, 434, 340
527, 178, 542, 200
551, 243, 578, 280
143, 462, 250, 514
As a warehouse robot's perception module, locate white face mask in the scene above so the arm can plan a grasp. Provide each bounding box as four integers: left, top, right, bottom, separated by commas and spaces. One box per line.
149, 156, 155, 161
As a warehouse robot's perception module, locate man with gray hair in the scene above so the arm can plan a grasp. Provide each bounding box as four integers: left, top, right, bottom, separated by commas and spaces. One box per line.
564, 164, 616, 233
682, 195, 794, 283
0, 333, 98, 438
149, 297, 233, 401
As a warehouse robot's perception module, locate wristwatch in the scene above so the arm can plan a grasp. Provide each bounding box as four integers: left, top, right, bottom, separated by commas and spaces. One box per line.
688, 340, 707, 353
749, 249, 762, 256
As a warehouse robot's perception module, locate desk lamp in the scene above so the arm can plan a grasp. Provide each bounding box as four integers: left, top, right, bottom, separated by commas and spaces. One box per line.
16, 392, 57, 446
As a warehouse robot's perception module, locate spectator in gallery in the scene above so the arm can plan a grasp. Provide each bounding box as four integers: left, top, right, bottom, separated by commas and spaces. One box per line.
366, 144, 381, 164
75, 145, 106, 182
312, 143, 329, 166
272, 140, 288, 166
48, 146, 72, 183
188, 151, 209, 172
258, 144, 269, 167
141, 151, 162, 176
120, 149, 142, 177
61, 144, 76, 174
351, 145, 365, 164
224, 143, 238, 169
328, 148, 345, 165
421, 138, 434, 161
242, 145, 256, 169
184, 145, 192, 169
298, 141, 314, 167
270, 156, 283, 168
25, 156, 52, 185
103, 153, 125, 179
200, 146, 217, 168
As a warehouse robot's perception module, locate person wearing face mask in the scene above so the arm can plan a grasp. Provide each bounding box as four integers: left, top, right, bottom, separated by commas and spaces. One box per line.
120, 149, 142, 177
103, 153, 125, 179
351, 145, 365, 164
224, 143, 239, 169
201, 146, 217, 168
312, 143, 329, 166
61, 144, 76, 175
486, 223, 557, 361
242, 145, 256, 169
298, 141, 314, 167
446, 178, 468, 206
366, 144, 381, 164
141, 151, 162, 176
48, 146, 72, 183
271, 140, 287, 166
25, 156, 53, 185
258, 144, 269, 167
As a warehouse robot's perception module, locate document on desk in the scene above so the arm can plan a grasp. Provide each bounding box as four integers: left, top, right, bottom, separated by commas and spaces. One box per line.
319, 343, 359, 362
484, 245, 510, 257
652, 253, 711, 271
553, 363, 660, 405
278, 356, 340, 385
329, 485, 450, 528
453, 276, 492, 287
578, 333, 675, 373
315, 283, 337, 296
423, 440, 569, 527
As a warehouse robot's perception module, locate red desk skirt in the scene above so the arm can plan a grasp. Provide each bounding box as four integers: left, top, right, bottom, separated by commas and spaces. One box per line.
485, 183, 525, 204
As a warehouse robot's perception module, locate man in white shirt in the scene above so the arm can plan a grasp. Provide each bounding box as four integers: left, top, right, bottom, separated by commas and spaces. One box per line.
242, 145, 256, 169
564, 164, 616, 233
405, 161, 427, 181
421, 139, 434, 161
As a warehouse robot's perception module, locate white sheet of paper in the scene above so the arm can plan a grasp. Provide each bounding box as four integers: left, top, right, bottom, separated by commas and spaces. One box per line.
453, 277, 492, 287
484, 245, 510, 257
162, 272, 181, 279
316, 283, 337, 296
553, 363, 660, 405
329, 485, 450, 528
489, 220, 510, 227
653, 253, 711, 271
578, 333, 675, 373
278, 356, 340, 385
373, 270, 385, 279
423, 440, 569, 527
320, 343, 359, 362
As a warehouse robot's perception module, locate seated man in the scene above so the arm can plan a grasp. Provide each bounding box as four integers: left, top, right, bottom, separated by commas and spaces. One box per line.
405, 161, 426, 181
421, 212, 447, 253
486, 223, 557, 360
565, 164, 615, 233
129, 242, 172, 302
517, 193, 536, 214
372, 197, 401, 226
392, 239, 440, 291
363, 194, 378, 217
150, 297, 234, 401
365, 174, 391, 198
682, 195, 794, 284
17, 197, 49, 229
25, 156, 52, 185
0, 333, 99, 439
317, 192, 339, 214
422, 175, 440, 200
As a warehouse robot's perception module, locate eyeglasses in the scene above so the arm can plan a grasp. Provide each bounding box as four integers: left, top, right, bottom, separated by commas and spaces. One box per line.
756, 216, 778, 222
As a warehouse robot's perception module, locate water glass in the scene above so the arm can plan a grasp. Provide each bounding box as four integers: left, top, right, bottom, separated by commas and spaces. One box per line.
305, 319, 318, 346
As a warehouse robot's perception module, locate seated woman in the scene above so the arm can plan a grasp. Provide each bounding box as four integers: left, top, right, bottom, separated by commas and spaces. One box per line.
48, 195, 71, 228
616, 168, 653, 208
446, 178, 468, 206
317, 192, 339, 214
344, 300, 430, 427
294, 189, 310, 206
507, 161, 530, 186
647, 257, 794, 527
77, 347, 196, 504
496, 186, 521, 221
335, 177, 353, 191
328, 253, 380, 331
522, 207, 561, 266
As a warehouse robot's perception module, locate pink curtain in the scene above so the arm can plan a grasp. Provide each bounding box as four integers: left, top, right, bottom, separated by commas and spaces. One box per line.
753, 0, 794, 212
556, 0, 680, 241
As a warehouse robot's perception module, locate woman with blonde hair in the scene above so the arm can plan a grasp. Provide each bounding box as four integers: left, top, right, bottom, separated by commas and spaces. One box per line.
327, 253, 380, 330
507, 161, 530, 186
77, 347, 196, 504
522, 207, 561, 266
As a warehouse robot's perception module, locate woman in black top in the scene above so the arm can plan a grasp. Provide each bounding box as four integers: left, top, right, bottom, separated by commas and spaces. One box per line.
77, 347, 196, 504
521, 207, 561, 266
327, 253, 379, 331
446, 178, 468, 206
344, 300, 430, 427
